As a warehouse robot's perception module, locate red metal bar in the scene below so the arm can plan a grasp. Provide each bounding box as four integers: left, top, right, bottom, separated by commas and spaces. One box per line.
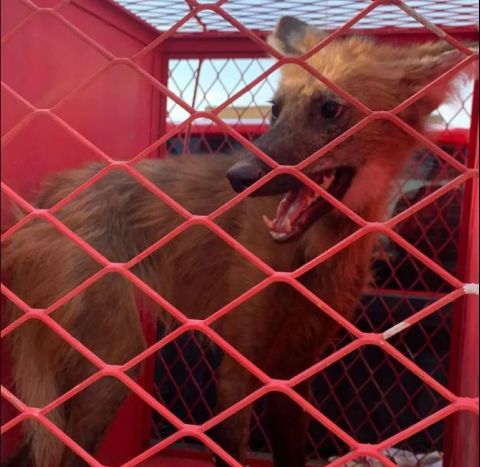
148, 49, 165, 159
156, 27, 479, 58
1, 1, 479, 466
444, 79, 479, 467
166, 122, 469, 144
155, 53, 170, 158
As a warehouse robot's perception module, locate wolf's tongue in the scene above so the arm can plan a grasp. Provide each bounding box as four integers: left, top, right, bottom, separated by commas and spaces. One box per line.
268, 188, 313, 234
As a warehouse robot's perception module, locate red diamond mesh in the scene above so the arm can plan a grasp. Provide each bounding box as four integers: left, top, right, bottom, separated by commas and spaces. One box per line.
1, 1, 478, 466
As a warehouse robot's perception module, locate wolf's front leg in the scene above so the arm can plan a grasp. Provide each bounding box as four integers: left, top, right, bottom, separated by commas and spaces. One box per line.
264, 311, 327, 467
211, 292, 283, 466
213, 354, 258, 466
266, 385, 311, 467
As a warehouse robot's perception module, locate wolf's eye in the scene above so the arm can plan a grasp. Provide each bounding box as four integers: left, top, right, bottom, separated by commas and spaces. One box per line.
320, 101, 344, 119
271, 102, 281, 122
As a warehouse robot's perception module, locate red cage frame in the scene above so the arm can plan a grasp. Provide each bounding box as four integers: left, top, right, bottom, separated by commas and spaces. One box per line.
1, 0, 479, 466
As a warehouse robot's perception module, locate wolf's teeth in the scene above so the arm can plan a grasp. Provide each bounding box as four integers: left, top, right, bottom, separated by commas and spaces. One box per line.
271, 231, 287, 241
321, 173, 335, 189
262, 214, 274, 229
284, 219, 292, 232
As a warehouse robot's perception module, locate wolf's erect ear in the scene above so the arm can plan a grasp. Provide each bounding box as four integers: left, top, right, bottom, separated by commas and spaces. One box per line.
267, 16, 325, 56
398, 43, 478, 111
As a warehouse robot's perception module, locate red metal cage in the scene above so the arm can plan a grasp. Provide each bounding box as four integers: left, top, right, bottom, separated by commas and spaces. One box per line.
1, 0, 479, 466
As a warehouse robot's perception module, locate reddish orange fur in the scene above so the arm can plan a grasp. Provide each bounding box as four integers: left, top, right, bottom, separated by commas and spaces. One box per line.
3, 16, 476, 467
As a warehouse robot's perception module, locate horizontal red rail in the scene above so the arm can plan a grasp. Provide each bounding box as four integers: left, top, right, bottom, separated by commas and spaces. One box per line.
165, 123, 470, 145
157, 27, 479, 57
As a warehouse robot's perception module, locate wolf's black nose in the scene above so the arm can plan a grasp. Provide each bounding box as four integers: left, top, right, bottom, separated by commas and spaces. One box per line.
227, 161, 265, 192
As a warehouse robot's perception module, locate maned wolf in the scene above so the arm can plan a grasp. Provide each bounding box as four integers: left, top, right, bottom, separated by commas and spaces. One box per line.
3, 16, 477, 467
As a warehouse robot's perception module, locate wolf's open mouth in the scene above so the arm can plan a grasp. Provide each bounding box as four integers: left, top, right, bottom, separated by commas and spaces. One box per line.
262, 167, 356, 242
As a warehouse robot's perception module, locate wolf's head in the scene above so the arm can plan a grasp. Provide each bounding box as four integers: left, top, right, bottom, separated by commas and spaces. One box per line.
227, 16, 477, 242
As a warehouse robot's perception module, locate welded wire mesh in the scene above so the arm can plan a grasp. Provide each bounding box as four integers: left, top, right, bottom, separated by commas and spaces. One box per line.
1, 0, 479, 466
115, 0, 479, 33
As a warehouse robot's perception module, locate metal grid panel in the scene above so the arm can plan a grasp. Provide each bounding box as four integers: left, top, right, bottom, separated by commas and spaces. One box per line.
1, 0, 479, 466
149, 137, 468, 463
114, 0, 479, 32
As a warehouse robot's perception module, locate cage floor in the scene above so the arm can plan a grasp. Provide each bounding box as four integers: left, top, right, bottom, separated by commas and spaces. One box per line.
141, 456, 211, 467
140, 457, 268, 467
140, 450, 276, 467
